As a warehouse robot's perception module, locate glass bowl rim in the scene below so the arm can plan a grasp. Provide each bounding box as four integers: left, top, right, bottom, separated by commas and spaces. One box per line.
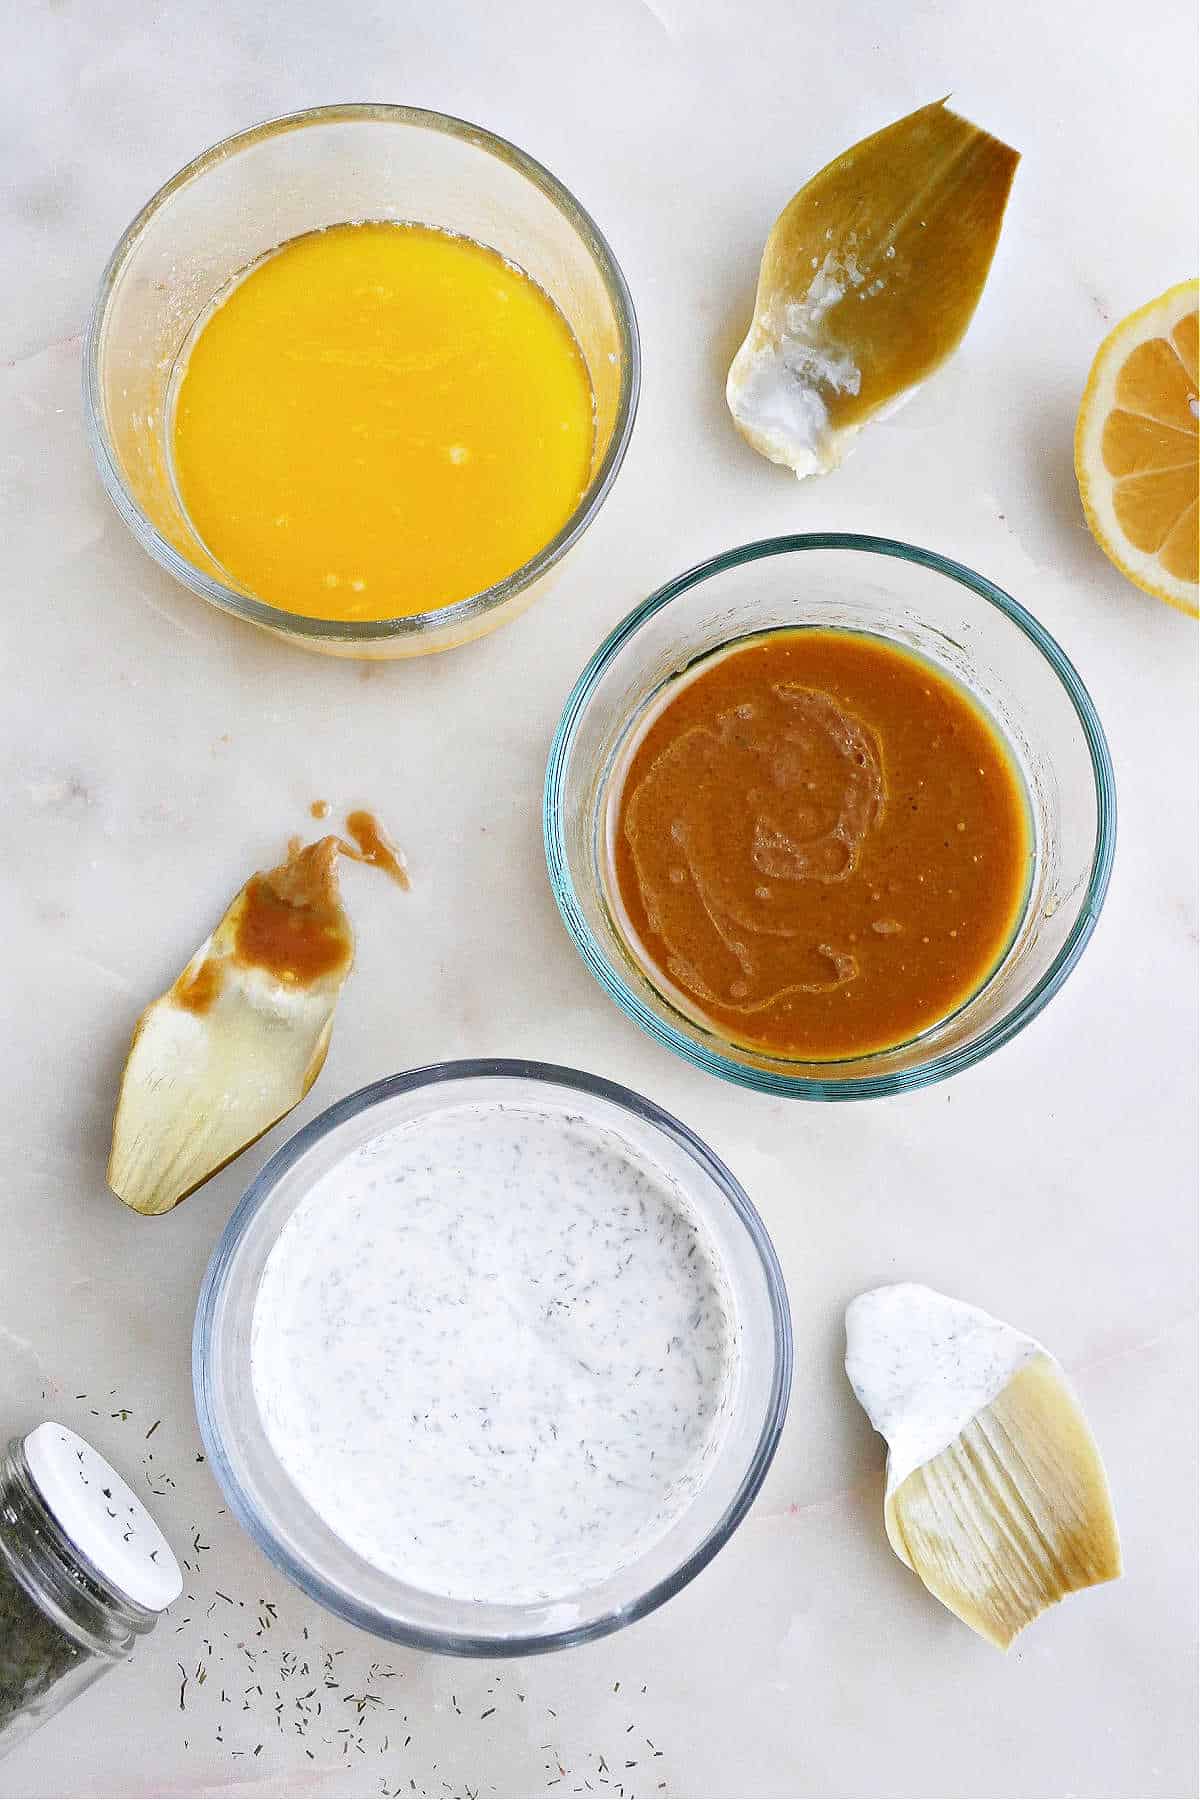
543, 532, 1117, 1101
192, 1056, 793, 1656
82, 102, 641, 643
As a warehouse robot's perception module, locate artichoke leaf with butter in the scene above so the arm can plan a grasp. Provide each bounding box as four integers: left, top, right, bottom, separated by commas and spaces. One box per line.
727, 99, 1019, 478
108, 837, 354, 1217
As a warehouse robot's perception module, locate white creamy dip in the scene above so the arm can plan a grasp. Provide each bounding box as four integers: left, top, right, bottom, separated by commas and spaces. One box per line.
250, 1101, 739, 1604
844, 1283, 1042, 1494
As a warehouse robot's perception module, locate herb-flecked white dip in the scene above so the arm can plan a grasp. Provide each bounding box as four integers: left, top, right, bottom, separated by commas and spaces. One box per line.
844, 1282, 1042, 1493
250, 1101, 740, 1604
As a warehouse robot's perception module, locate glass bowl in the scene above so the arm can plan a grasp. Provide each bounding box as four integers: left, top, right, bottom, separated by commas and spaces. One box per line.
193, 1060, 792, 1655
83, 105, 639, 659
544, 534, 1116, 1100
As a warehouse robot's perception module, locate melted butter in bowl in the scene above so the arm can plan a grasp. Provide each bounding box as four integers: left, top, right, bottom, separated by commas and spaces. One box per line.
170, 223, 595, 623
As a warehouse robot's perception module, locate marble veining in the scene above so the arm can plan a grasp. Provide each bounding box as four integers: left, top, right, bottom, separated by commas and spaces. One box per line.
0, 0, 1195, 1794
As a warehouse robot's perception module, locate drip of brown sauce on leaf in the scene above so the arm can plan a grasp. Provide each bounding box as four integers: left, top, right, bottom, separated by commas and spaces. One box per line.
173, 815, 406, 1016
174, 956, 224, 1016
234, 836, 355, 987
108, 815, 408, 1215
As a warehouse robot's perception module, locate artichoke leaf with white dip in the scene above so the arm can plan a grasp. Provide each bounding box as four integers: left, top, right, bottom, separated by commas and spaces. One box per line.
845, 1283, 1121, 1649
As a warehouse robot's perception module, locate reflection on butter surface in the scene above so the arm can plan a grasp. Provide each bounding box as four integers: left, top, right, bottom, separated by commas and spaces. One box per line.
171, 222, 595, 621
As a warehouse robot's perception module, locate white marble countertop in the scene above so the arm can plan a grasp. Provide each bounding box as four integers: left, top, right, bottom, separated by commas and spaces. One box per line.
2, 2, 1196, 1795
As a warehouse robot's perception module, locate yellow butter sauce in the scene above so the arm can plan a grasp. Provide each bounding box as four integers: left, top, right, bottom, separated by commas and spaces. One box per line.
171, 222, 595, 621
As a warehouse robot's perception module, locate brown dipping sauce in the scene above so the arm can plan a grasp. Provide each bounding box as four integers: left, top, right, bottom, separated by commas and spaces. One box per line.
609, 629, 1031, 1060
340, 809, 410, 889
173, 956, 224, 1016
166, 815, 407, 1020
233, 862, 353, 986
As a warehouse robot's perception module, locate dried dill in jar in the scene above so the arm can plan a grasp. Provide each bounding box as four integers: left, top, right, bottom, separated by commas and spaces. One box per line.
0, 1424, 181, 1760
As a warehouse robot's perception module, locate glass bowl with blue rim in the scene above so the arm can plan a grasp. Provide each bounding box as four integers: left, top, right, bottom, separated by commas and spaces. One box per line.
544, 534, 1115, 1100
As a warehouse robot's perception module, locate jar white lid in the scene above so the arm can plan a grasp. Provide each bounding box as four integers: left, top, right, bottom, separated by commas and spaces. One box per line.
23, 1423, 183, 1612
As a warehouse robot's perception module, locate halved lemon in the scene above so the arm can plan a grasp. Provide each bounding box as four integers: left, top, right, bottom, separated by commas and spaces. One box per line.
1075, 279, 1199, 617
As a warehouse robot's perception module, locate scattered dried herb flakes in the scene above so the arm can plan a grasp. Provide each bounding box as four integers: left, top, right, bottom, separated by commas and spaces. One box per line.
73, 1401, 674, 1794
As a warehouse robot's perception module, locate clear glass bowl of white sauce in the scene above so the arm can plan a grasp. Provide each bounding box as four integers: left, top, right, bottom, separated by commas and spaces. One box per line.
193, 1060, 792, 1655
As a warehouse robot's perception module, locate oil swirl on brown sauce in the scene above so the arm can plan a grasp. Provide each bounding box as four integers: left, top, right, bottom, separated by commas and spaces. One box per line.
612, 630, 1030, 1060
624, 683, 887, 1009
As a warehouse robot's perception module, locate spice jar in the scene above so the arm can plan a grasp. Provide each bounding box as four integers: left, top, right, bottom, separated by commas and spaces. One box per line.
0, 1422, 182, 1760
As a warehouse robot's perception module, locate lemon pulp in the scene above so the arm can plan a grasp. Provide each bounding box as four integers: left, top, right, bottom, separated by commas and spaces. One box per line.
1075, 279, 1198, 616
